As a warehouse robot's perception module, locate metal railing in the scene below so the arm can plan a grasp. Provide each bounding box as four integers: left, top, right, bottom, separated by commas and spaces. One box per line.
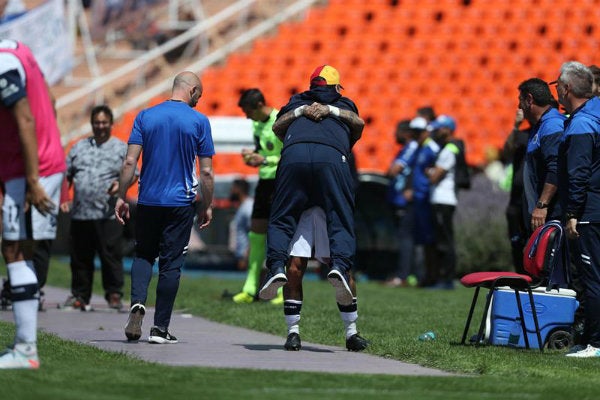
60, 0, 318, 143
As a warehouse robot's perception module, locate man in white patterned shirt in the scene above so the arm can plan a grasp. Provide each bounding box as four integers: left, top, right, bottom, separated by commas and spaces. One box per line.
61, 105, 137, 311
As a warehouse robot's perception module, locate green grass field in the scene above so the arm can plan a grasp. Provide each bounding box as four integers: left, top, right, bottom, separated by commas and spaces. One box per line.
1, 258, 599, 400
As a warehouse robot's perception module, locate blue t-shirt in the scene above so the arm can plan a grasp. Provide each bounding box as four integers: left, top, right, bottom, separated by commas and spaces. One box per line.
128, 100, 215, 206
412, 138, 440, 201
387, 140, 418, 208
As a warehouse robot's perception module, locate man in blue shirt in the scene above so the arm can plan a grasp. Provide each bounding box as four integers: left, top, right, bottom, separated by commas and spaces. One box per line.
386, 119, 419, 287
115, 71, 215, 344
518, 78, 565, 235
554, 62, 600, 358
408, 116, 439, 287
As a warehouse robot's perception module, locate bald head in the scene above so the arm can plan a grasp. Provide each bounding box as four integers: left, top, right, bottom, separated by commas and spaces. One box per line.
172, 71, 203, 107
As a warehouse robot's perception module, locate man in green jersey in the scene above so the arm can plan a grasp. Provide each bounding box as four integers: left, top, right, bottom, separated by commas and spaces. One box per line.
233, 89, 283, 304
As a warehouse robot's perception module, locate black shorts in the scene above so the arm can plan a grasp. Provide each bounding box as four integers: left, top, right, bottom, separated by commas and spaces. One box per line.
252, 178, 276, 219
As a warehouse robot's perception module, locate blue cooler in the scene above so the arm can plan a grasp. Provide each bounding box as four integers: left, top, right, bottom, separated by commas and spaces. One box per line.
486, 287, 579, 349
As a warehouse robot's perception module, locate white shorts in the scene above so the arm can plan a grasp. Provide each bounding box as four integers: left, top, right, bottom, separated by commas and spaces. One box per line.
288, 206, 330, 263
2, 172, 63, 241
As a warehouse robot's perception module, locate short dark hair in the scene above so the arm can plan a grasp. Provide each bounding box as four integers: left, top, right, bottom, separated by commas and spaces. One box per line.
416, 106, 436, 122
238, 88, 265, 109
396, 119, 411, 132
231, 178, 250, 196
90, 104, 113, 124
518, 78, 555, 106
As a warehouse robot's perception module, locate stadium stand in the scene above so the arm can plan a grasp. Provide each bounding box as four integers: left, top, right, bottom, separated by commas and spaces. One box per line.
58, 0, 600, 173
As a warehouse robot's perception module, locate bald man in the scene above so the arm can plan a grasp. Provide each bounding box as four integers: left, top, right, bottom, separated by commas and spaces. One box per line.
115, 71, 215, 344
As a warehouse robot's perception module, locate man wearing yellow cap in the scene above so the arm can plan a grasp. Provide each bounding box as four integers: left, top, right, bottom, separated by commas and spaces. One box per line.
258, 65, 365, 347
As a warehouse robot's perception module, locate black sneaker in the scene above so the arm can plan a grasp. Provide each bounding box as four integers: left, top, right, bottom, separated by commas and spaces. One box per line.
327, 267, 353, 306
346, 333, 369, 352
124, 303, 145, 341
148, 327, 178, 344
258, 266, 287, 300
284, 332, 302, 351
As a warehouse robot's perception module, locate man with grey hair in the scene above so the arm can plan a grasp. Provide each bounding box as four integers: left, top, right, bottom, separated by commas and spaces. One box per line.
553, 61, 600, 358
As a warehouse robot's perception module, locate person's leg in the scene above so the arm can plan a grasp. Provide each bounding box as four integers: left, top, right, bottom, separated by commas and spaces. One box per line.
390, 205, 415, 285
262, 147, 310, 299
572, 224, 600, 354
339, 271, 368, 351
568, 238, 586, 344
413, 199, 437, 287
32, 239, 51, 289
0, 178, 39, 368
69, 220, 96, 306
125, 205, 160, 341
30, 172, 61, 292
432, 204, 456, 288
283, 257, 306, 351
237, 219, 267, 299
130, 206, 161, 306
32, 239, 51, 311
152, 204, 195, 336
236, 178, 275, 301
314, 149, 355, 275
506, 203, 526, 274
96, 218, 125, 308
312, 145, 355, 305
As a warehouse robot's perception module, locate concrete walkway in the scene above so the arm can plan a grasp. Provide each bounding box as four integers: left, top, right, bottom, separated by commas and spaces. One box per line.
0, 286, 453, 376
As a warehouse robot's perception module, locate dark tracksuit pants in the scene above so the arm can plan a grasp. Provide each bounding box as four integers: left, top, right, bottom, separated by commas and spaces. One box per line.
131, 204, 195, 330
70, 219, 124, 303
432, 203, 456, 283
267, 143, 356, 274
576, 223, 600, 347
393, 204, 416, 280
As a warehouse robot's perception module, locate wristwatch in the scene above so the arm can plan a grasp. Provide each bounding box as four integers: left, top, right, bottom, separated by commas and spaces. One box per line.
565, 212, 578, 220
535, 201, 548, 209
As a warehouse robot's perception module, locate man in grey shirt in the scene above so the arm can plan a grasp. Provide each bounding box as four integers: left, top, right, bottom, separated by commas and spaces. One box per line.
61, 105, 137, 311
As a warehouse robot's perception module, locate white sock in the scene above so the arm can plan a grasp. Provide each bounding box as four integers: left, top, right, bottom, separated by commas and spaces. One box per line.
8, 260, 39, 344
339, 297, 358, 339
284, 300, 302, 335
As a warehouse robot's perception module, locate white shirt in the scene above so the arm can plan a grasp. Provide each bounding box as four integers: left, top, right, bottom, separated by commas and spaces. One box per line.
430, 145, 457, 206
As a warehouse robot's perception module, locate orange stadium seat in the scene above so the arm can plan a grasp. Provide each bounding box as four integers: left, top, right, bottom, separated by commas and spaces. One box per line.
193, 0, 600, 173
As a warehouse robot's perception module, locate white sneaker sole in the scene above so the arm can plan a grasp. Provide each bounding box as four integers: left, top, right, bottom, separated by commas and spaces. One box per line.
327, 269, 353, 306
258, 273, 287, 300
148, 336, 178, 344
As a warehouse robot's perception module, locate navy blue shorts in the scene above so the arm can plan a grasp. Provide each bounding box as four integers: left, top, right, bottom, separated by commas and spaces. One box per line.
134, 204, 195, 263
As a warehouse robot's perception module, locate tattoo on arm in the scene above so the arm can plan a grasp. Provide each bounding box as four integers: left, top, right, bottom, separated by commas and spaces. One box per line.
272, 110, 297, 140
339, 109, 365, 146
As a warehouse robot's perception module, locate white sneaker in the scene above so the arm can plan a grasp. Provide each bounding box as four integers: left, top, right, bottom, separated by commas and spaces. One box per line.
566, 344, 600, 358
0, 343, 40, 369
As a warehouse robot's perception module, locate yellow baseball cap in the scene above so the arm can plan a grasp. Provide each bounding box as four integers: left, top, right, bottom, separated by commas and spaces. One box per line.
310, 65, 343, 88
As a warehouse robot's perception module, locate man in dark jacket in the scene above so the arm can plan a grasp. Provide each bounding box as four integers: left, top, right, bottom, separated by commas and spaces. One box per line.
258, 65, 364, 306
555, 61, 600, 358
518, 78, 565, 234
